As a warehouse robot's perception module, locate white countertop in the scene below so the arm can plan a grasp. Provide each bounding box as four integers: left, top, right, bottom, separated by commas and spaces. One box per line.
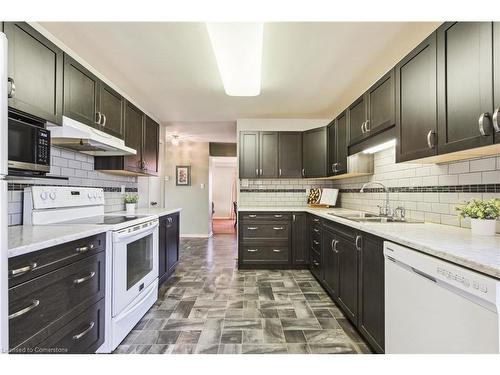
239, 206, 500, 279
7, 207, 182, 258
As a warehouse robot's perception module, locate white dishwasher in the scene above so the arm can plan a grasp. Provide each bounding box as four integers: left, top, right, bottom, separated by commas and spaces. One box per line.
384, 241, 500, 354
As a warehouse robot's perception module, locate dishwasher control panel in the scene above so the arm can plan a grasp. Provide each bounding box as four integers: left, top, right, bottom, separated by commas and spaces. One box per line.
436, 267, 488, 293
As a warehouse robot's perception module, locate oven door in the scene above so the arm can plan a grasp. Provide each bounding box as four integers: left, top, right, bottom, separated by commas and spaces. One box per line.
112, 220, 159, 316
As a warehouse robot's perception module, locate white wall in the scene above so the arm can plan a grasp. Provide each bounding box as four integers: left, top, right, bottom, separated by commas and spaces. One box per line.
163, 141, 211, 237
211, 158, 237, 219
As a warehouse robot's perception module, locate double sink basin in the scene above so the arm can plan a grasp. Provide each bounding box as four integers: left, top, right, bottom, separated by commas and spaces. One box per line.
328, 211, 423, 224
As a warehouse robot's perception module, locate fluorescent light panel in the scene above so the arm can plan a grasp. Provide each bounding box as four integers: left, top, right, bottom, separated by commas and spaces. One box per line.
363, 139, 396, 154
206, 23, 263, 96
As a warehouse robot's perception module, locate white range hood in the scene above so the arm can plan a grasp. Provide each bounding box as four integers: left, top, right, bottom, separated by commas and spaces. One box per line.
48, 116, 137, 156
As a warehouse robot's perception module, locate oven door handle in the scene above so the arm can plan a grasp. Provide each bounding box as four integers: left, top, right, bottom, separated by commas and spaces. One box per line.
113, 220, 159, 241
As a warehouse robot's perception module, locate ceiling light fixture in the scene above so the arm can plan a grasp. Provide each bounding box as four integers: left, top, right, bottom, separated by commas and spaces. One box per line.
206, 23, 264, 97
171, 135, 180, 146
362, 139, 396, 154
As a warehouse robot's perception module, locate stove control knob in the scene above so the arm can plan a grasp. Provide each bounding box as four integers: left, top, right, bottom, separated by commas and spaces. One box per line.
88, 192, 93, 199
40, 191, 49, 200
93, 192, 98, 198
49, 192, 56, 200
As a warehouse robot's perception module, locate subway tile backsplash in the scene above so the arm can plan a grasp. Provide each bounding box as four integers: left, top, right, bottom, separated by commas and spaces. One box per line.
238, 147, 500, 230
7, 146, 138, 226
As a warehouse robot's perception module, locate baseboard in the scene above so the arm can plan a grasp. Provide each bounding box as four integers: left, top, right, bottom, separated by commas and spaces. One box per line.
180, 234, 212, 238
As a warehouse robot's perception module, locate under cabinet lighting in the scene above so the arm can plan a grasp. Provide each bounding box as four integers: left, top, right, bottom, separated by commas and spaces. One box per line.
362, 139, 396, 154
206, 23, 263, 96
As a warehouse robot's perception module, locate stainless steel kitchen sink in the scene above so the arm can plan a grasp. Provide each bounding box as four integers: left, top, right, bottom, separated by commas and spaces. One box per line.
327, 212, 423, 223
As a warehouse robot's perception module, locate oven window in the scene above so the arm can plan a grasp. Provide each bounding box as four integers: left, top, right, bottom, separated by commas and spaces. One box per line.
8, 120, 36, 164
126, 234, 153, 290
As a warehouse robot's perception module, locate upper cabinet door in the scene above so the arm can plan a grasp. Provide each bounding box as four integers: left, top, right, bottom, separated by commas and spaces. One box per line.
63, 54, 100, 128
335, 111, 348, 175
124, 101, 144, 173
98, 82, 124, 139
5, 22, 63, 124
327, 121, 336, 176
259, 131, 279, 178
143, 116, 159, 176
366, 69, 395, 136
303, 127, 327, 178
348, 95, 367, 145
495, 22, 500, 144
437, 22, 494, 154
239, 131, 259, 179
278, 132, 303, 178
395, 33, 438, 163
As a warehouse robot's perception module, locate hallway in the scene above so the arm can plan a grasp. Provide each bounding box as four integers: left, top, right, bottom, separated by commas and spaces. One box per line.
212, 219, 236, 234
115, 234, 371, 354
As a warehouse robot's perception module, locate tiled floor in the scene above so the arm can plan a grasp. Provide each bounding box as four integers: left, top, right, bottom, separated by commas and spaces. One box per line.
114, 234, 372, 354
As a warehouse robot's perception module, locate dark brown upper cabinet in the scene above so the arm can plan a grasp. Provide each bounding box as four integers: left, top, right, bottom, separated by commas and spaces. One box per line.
365, 69, 395, 136
348, 95, 367, 145
239, 131, 259, 179
437, 22, 494, 154
259, 131, 279, 178
494, 22, 500, 144
63, 54, 100, 129
302, 126, 328, 178
143, 116, 159, 176
123, 101, 145, 173
278, 132, 303, 178
395, 32, 438, 163
4, 22, 63, 124
328, 112, 348, 176
98, 82, 124, 139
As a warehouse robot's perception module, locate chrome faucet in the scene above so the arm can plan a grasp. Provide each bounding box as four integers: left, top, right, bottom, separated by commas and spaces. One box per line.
360, 181, 391, 217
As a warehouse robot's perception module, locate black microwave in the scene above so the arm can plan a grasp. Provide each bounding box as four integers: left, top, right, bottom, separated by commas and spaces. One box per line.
8, 111, 51, 175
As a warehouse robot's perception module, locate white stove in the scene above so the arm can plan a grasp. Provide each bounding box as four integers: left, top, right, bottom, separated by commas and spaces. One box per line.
23, 186, 159, 352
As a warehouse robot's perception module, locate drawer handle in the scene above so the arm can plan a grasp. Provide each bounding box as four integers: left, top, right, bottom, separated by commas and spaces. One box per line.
247, 227, 258, 230
313, 240, 320, 245
247, 249, 259, 252
332, 240, 339, 254
248, 214, 257, 218
313, 228, 320, 233
273, 227, 284, 230
9, 299, 40, 320
274, 215, 283, 218
74, 271, 96, 285
272, 249, 281, 253
313, 261, 320, 267
76, 243, 95, 253
73, 321, 95, 340
9, 262, 37, 278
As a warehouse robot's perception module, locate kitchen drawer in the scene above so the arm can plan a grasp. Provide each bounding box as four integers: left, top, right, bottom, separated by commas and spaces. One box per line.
310, 232, 322, 252
310, 215, 322, 227
241, 222, 290, 240
36, 299, 105, 354
310, 249, 322, 279
9, 252, 105, 349
9, 233, 106, 288
240, 212, 291, 221
240, 243, 289, 263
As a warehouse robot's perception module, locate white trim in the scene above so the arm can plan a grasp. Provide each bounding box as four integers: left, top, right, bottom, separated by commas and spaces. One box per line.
180, 233, 212, 238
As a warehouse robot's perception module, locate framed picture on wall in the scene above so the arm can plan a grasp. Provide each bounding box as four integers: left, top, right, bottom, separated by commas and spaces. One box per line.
176, 165, 191, 186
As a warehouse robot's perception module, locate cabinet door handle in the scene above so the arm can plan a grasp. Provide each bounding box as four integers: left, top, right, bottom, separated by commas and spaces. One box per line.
279, 168, 282, 177
95, 112, 102, 125
302, 168, 305, 177
492, 108, 499, 133
9, 262, 37, 278
73, 271, 96, 285
101, 113, 107, 127
273, 227, 284, 230
272, 249, 282, 253
426, 130, 436, 149
73, 321, 95, 340
247, 227, 258, 230
336, 162, 341, 171
365, 120, 370, 132
361, 121, 366, 134
247, 249, 259, 252
332, 240, 339, 254
9, 300, 40, 320
75, 244, 95, 253
7, 77, 15, 98
355, 235, 362, 251
292, 214, 296, 222
478, 113, 491, 136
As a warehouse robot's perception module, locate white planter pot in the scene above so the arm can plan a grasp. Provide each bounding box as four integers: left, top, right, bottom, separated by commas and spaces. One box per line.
125, 203, 136, 216
470, 218, 497, 236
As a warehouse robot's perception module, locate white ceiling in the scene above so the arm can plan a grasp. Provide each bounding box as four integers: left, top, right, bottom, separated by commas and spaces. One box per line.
38, 22, 440, 142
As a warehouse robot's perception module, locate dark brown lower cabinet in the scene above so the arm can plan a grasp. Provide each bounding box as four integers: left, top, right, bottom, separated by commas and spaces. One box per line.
8, 233, 106, 353
335, 230, 359, 324
291, 213, 308, 266
322, 226, 339, 299
159, 213, 180, 285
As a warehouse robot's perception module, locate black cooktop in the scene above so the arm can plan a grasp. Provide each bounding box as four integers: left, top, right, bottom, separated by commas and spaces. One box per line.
60, 215, 147, 225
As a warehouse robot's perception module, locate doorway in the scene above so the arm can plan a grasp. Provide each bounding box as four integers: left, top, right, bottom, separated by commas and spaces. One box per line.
209, 156, 237, 235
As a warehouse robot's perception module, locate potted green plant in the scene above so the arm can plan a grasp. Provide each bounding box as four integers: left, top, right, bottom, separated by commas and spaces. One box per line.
124, 194, 139, 215
455, 198, 500, 236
